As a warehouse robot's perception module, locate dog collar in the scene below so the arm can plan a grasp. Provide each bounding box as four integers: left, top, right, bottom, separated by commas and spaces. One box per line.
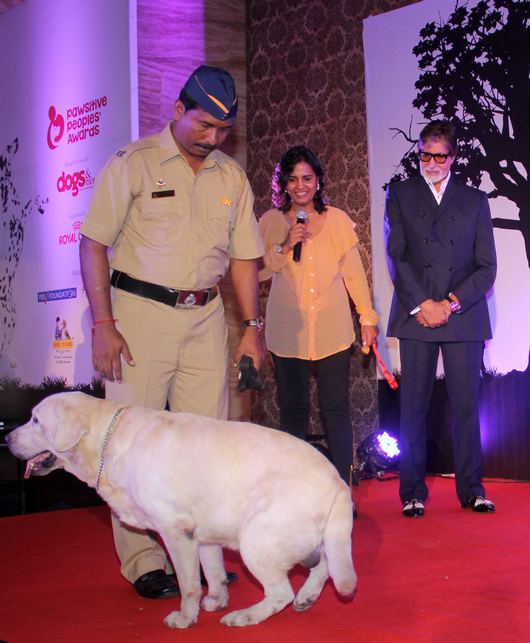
95, 407, 126, 491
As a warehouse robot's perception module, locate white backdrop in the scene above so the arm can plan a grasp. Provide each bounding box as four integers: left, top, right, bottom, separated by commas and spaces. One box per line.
363, 0, 529, 376
0, 0, 138, 385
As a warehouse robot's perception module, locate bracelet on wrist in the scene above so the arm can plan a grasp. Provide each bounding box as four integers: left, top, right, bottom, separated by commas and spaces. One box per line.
241, 318, 264, 332
92, 318, 118, 336
447, 292, 461, 313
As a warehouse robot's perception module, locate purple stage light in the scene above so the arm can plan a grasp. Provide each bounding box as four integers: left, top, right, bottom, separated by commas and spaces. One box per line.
355, 430, 400, 480
376, 431, 400, 459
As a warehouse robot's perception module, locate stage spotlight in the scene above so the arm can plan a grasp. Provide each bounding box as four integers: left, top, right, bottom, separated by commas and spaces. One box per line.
355, 431, 400, 480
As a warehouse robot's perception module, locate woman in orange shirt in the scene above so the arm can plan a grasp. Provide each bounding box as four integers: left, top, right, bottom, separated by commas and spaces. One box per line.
259, 146, 379, 483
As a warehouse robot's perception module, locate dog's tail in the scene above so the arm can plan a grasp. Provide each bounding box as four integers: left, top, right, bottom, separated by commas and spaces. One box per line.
323, 484, 357, 596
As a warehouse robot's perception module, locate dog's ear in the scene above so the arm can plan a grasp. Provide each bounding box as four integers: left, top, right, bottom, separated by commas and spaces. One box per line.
40, 394, 91, 452
46, 421, 89, 452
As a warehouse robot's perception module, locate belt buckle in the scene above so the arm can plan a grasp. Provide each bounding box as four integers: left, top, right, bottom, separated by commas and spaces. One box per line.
167, 288, 182, 308
183, 292, 196, 307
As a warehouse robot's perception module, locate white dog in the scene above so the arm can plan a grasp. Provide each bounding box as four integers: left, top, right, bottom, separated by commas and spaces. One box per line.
7, 392, 356, 628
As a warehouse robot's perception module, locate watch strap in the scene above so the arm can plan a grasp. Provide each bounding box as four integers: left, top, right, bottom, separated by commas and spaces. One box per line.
241, 318, 264, 331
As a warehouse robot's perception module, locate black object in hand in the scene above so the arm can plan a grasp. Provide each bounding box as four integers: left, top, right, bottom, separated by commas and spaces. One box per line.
293, 210, 307, 262
237, 355, 265, 392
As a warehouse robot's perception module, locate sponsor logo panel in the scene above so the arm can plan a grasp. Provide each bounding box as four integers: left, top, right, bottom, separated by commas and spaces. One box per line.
38, 288, 77, 303
47, 106, 65, 150
56, 168, 95, 197
58, 220, 83, 246
53, 317, 74, 365
46, 96, 108, 150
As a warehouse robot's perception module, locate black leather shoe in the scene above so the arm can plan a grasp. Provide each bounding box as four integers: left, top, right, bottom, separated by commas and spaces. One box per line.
226, 571, 239, 585
133, 569, 180, 599
461, 496, 496, 513
199, 567, 239, 586
402, 499, 425, 518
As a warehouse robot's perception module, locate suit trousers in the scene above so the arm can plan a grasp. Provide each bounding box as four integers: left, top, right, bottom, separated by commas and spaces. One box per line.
271, 348, 353, 484
398, 339, 485, 505
106, 288, 228, 582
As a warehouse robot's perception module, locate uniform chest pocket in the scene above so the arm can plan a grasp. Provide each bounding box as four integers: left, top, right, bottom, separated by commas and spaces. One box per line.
141, 194, 178, 215
204, 207, 234, 249
133, 196, 179, 242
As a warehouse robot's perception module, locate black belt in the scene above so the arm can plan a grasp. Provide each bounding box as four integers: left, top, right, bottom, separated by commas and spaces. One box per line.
110, 271, 218, 308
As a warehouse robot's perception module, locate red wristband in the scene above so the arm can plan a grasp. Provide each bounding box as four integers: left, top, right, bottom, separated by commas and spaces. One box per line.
92, 318, 118, 336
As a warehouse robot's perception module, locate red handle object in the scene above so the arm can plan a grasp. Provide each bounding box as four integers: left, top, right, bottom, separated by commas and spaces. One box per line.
371, 342, 398, 390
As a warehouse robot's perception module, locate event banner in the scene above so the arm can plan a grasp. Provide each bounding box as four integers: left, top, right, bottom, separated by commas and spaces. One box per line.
363, 0, 529, 376
0, 0, 138, 385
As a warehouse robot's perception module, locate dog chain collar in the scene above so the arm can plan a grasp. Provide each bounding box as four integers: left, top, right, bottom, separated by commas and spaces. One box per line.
95, 407, 126, 491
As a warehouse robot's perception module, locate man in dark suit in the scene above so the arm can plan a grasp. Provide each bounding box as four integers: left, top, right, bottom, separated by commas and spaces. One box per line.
385, 119, 496, 518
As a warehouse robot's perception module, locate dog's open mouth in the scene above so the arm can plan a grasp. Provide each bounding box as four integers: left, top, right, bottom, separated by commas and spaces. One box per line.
24, 452, 58, 478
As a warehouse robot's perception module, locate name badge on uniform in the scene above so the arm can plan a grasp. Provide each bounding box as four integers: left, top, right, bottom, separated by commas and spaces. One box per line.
152, 190, 175, 198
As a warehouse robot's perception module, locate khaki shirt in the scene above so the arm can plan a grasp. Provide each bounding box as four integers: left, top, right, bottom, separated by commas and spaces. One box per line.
81, 123, 263, 289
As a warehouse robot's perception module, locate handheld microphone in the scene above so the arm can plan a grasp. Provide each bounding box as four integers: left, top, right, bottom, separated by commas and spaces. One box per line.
293, 210, 307, 262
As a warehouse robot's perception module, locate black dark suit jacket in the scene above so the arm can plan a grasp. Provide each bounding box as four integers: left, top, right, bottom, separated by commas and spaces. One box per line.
385, 175, 496, 342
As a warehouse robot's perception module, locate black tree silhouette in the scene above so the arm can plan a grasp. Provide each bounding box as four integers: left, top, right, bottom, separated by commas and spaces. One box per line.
388, 0, 530, 267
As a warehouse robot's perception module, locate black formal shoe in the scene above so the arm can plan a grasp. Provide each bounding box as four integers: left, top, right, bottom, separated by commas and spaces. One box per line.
402, 499, 425, 518
461, 496, 496, 513
199, 567, 239, 586
226, 571, 239, 585
133, 569, 180, 599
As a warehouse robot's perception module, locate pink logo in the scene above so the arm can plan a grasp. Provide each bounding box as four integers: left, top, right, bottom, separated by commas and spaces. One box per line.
57, 169, 90, 197
47, 105, 65, 150
58, 220, 83, 246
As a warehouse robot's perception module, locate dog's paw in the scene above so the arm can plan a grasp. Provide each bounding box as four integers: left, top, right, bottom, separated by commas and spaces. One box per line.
201, 591, 229, 612
164, 610, 198, 629
220, 609, 256, 627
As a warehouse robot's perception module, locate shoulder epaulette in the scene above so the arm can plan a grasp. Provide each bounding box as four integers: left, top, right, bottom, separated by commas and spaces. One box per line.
113, 134, 160, 160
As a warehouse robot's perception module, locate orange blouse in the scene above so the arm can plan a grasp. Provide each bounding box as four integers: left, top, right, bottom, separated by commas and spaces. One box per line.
259, 206, 378, 360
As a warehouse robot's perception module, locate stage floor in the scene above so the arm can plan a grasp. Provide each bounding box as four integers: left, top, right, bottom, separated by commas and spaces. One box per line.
1, 476, 529, 642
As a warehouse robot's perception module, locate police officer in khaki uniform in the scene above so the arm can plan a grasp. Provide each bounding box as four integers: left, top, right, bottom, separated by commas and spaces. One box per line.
80, 66, 264, 599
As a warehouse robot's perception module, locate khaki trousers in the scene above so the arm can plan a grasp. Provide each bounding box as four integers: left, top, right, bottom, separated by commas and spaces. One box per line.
106, 288, 228, 582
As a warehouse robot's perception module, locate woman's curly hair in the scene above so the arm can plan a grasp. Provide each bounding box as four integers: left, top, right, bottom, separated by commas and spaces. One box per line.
271, 145, 328, 213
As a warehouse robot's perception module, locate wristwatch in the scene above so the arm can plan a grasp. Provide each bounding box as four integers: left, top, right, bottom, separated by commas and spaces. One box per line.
241, 318, 264, 332
447, 292, 462, 313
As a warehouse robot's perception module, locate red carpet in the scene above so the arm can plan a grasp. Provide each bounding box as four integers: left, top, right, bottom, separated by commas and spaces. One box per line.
1, 476, 529, 643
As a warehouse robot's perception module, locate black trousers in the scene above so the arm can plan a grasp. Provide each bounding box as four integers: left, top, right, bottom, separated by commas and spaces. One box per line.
271, 348, 353, 484
398, 339, 485, 505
